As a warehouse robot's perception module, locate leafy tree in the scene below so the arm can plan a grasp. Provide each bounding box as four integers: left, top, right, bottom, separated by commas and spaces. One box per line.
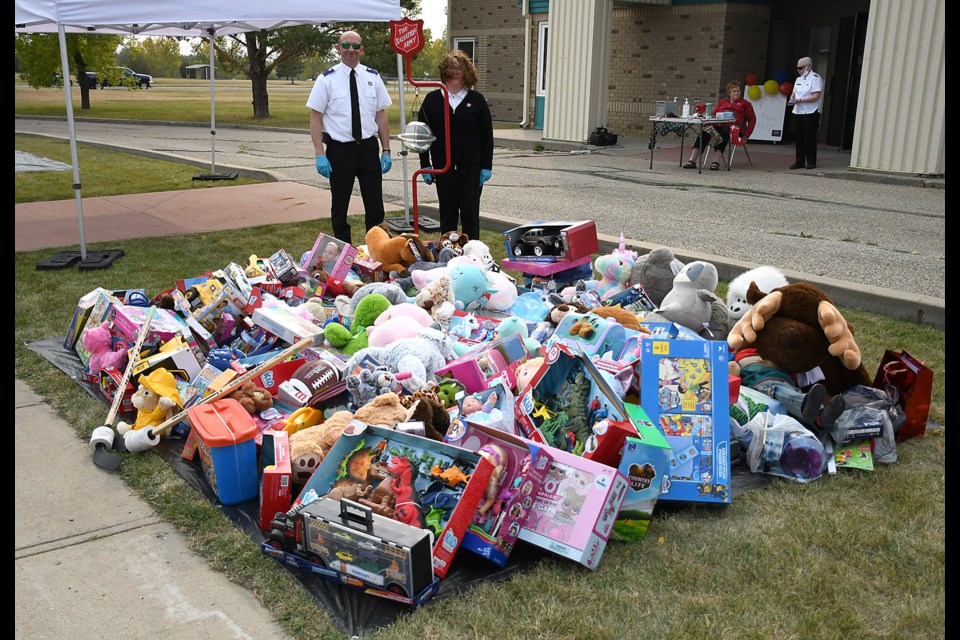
411, 34, 446, 80
118, 37, 182, 78
211, 0, 421, 119
275, 57, 305, 83
15, 33, 124, 109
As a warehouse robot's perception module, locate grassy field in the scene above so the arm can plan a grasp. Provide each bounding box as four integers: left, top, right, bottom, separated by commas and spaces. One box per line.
15, 122, 945, 639
15, 73, 519, 131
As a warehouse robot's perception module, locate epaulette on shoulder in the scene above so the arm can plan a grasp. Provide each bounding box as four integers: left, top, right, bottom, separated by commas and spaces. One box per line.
365, 66, 379, 75
322, 68, 335, 77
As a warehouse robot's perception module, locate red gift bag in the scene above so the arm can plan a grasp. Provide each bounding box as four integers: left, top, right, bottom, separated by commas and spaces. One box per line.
872, 350, 933, 440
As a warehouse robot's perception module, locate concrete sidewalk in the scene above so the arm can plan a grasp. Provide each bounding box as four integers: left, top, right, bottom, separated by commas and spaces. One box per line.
15, 379, 290, 639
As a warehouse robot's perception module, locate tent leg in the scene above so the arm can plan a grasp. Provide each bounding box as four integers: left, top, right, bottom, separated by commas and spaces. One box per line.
194, 31, 237, 181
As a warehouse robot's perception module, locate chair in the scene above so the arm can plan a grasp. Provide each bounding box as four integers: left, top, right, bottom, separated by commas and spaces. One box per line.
703, 125, 752, 170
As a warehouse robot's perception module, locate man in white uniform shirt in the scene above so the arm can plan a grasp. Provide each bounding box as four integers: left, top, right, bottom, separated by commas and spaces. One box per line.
307, 31, 393, 245
789, 56, 823, 170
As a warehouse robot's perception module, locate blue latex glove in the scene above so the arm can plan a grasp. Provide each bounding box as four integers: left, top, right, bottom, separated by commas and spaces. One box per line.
479, 168, 492, 186
315, 155, 331, 179
422, 166, 433, 185
381, 152, 392, 174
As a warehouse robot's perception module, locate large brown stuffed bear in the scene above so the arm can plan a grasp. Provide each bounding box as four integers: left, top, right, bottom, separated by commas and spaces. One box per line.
727, 281, 871, 396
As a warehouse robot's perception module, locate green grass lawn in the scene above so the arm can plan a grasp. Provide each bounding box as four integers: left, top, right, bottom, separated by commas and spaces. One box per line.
15, 132, 945, 639
15, 75, 520, 131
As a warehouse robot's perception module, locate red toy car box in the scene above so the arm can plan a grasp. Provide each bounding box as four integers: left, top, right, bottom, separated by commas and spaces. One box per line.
503, 221, 599, 263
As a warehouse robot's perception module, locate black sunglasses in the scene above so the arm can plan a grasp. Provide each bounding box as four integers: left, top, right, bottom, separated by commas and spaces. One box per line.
340, 42, 362, 50
797, 65, 805, 70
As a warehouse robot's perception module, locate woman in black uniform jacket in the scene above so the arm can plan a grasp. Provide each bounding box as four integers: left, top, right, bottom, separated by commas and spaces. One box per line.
418, 50, 493, 242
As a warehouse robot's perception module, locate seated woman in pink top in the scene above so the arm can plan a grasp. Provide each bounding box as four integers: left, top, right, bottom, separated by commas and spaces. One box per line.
683, 80, 756, 170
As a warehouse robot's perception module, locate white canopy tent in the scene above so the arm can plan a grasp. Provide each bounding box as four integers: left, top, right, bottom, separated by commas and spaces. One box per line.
15, 0, 401, 264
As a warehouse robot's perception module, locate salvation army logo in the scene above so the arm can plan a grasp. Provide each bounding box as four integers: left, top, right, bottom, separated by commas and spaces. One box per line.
389, 18, 425, 56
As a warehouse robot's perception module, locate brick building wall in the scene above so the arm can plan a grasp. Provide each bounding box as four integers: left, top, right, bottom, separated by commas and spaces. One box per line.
449, 1, 770, 134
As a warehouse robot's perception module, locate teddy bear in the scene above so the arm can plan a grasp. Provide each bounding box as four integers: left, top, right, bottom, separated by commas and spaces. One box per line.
727, 281, 872, 396
364, 224, 427, 277
645, 260, 720, 333
548, 301, 590, 326
439, 230, 470, 256
324, 292, 392, 356
461, 239, 495, 269
726, 265, 789, 321
82, 322, 129, 376
225, 381, 273, 415
415, 275, 458, 329
289, 410, 356, 485
628, 246, 685, 308
345, 325, 454, 392
116, 368, 183, 436
345, 366, 398, 408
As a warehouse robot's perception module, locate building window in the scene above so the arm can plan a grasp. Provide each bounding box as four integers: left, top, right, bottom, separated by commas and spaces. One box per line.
536, 21, 549, 96
454, 37, 475, 62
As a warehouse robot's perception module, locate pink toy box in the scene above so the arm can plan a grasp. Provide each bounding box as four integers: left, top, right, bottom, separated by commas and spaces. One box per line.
444, 421, 554, 567
181, 398, 260, 506
301, 233, 358, 282
110, 305, 188, 345
291, 422, 494, 579
251, 304, 325, 345
516, 444, 628, 569
435, 332, 530, 394
503, 221, 599, 264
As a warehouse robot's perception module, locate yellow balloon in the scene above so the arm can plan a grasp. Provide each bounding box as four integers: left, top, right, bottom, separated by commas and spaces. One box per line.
764, 79, 779, 95
747, 84, 762, 100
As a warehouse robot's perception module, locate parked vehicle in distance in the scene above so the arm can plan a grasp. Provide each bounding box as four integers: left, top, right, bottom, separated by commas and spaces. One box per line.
85, 66, 152, 89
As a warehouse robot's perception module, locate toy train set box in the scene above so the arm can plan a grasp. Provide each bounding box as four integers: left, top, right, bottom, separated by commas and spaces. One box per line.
503, 221, 599, 263
181, 398, 260, 506
639, 336, 732, 504
516, 444, 629, 569
444, 421, 554, 567
290, 422, 495, 580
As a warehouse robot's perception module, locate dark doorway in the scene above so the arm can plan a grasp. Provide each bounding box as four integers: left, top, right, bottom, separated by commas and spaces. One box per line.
827, 11, 868, 149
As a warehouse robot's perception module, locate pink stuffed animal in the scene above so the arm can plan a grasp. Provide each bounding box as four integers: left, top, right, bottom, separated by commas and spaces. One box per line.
82, 322, 129, 376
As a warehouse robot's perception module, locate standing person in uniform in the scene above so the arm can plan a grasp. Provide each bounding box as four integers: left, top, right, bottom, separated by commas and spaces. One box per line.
789, 56, 823, 170
308, 31, 393, 245
417, 50, 493, 243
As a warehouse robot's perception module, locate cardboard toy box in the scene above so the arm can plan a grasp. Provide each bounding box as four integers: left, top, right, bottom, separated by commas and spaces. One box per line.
251, 304, 324, 345
301, 233, 358, 282
65, 288, 119, 351
182, 398, 260, 505
546, 311, 634, 360
516, 444, 628, 569
73, 290, 124, 366
292, 422, 494, 579
609, 404, 671, 543
436, 332, 530, 394
110, 304, 188, 345
515, 342, 640, 467
130, 345, 203, 386
503, 221, 599, 263
258, 430, 293, 532
444, 421, 553, 567
640, 336, 732, 504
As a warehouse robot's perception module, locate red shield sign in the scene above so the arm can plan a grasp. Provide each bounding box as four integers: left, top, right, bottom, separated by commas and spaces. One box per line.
389, 18, 425, 57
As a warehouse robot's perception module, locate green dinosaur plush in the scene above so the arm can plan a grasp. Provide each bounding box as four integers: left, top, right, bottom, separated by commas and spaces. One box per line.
324, 293, 391, 355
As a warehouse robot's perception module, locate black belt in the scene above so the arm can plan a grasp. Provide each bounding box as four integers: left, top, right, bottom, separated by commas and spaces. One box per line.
323, 133, 376, 145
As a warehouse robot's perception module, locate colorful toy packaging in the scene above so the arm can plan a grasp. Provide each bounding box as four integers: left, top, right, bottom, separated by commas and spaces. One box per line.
516, 445, 628, 569
436, 333, 530, 394
640, 337, 732, 504
503, 221, 599, 263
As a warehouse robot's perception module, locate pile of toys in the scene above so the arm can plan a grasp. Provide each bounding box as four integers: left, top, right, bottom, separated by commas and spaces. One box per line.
66, 220, 916, 607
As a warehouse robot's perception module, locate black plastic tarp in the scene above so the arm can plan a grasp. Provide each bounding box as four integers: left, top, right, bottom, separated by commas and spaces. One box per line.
27, 337, 556, 636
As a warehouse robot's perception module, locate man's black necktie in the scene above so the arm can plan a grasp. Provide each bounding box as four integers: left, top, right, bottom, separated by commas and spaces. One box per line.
349, 69, 362, 142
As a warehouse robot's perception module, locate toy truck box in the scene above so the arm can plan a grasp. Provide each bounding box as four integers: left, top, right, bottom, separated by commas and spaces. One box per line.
262, 497, 440, 607
435, 332, 530, 395
609, 404, 671, 543
503, 221, 599, 263
640, 337, 732, 504
292, 422, 494, 579
301, 233, 358, 282
443, 420, 554, 567
516, 444, 628, 569
259, 430, 294, 532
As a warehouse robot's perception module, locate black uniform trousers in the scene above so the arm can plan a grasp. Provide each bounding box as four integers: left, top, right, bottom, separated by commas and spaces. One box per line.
435, 162, 482, 242
324, 135, 385, 245
793, 111, 820, 167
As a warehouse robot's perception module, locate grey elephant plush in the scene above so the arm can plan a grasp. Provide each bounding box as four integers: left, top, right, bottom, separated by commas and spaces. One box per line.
644, 260, 719, 333
628, 246, 685, 308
